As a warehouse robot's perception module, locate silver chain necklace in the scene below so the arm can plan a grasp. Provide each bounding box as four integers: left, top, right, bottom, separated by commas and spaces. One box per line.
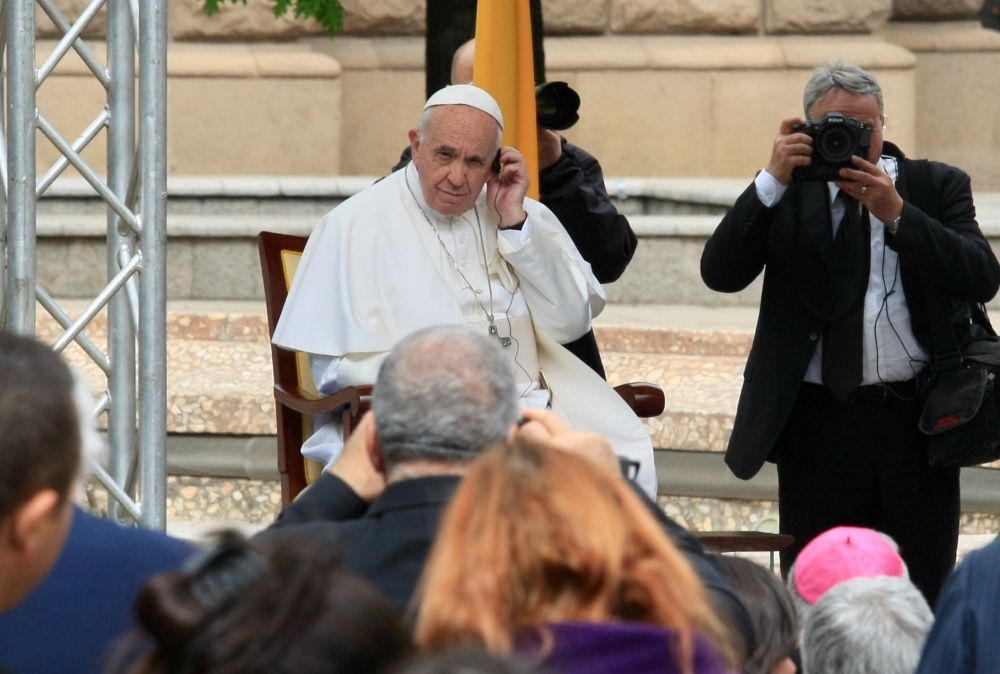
404, 177, 512, 347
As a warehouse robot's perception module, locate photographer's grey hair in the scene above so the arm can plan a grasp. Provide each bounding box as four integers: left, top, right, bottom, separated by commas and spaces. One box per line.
373, 326, 519, 465
804, 60, 884, 119
801, 576, 932, 674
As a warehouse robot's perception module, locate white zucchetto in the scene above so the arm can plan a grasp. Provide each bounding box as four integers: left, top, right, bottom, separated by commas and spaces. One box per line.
422, 84, 504, 130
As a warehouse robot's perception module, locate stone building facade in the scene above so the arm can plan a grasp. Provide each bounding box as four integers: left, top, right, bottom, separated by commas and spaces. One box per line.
36, 0, 1000, 186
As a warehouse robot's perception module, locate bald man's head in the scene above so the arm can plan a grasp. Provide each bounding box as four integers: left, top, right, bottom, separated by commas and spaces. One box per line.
451, 39, 475, 85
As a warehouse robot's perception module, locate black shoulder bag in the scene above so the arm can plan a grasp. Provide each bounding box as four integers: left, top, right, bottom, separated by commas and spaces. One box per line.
908, 160, 1000, 467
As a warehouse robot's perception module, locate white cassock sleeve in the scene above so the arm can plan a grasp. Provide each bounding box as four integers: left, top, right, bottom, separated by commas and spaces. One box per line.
311, 352, 387, 396
497, 206, 606, 343
302, 352, 387, 467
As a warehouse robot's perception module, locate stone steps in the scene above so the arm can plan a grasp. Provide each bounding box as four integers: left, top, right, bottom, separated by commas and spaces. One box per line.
46, 300, 1000, 470
32, 178, 1000, 310
53, 300, 1000, 536
32, 176, 746, 305
48, 301, 755, 451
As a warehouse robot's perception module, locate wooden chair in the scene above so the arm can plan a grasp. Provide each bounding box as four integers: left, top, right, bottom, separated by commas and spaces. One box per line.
696, 531, 795, 572
258, 232, 373, 504
258, 231, 666, 505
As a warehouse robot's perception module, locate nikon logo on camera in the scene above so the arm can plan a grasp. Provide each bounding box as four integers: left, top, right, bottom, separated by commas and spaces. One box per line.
793, 112, 872, 182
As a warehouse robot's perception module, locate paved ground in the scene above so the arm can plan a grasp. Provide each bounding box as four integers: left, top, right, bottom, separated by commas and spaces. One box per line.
596, 303, 761, 331
141, 300, 995, 565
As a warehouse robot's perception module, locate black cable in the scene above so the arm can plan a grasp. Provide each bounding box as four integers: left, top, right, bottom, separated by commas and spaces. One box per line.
872, 210, 928, 401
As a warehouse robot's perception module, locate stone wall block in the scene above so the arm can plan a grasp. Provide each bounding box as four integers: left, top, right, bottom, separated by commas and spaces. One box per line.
339, 0, 425, 35
172, 0, 323, 41
543, 0, 609, 34
765, 0, 892, 34
892, 0, 981, 20
38, 0, 107, 39
610, 0, 760, 34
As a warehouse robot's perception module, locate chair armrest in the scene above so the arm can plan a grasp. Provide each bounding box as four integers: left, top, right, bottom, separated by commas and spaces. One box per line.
273, 384, 373, 417
696, 531, 795, 553
613, 382, 666, 418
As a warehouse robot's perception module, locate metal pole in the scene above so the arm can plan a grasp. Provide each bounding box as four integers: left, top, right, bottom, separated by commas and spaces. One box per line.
2, 0, 167, 527
137, 0, 167, 529
51, 251, 141, 353
0, 6, 8, 321
107, 0, 137, 523
6, 0, 36, 334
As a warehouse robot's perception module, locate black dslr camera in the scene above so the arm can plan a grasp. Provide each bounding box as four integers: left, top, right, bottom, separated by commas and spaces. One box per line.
535, 81, 581, 131
793, 112, 871, 182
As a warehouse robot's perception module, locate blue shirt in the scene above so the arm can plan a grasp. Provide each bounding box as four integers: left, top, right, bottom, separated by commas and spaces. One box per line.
0, 507, 193, 674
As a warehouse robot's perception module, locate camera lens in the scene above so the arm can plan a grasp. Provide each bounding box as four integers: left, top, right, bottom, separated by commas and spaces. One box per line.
816, 124, 855, 163
535, 81, 580, 131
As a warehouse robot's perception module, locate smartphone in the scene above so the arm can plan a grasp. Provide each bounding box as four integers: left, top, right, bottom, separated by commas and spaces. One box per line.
491, 149, 502, 175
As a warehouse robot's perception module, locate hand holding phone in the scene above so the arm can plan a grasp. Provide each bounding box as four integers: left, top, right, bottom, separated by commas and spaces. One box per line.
487, 146, 528, 229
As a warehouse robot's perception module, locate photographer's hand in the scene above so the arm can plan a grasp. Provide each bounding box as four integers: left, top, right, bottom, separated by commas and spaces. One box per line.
327, 411, 386, 502
537, 129, 563, 170
766, 118, 813, 185
508, 408, 621, 477
837, 156, 904, 225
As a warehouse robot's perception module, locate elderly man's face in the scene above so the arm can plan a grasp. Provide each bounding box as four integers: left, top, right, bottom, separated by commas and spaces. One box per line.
409, 105, 499, 216
808, 89, 884, 165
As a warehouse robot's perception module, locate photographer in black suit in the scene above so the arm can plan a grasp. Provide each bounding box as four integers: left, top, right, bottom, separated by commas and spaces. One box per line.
701, 60, 1000, 607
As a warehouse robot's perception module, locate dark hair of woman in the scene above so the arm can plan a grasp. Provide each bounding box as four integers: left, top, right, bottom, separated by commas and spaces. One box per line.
115, 531, 412, 674
711, 555, 798, 674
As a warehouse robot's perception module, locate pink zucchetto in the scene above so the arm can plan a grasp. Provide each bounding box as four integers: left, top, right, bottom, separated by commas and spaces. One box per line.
794, 526, 907, 604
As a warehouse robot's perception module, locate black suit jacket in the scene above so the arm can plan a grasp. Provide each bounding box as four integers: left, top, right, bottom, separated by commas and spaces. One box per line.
701, 143, 1000, 479
259, 473, 458, 613
259, 471, 755, 647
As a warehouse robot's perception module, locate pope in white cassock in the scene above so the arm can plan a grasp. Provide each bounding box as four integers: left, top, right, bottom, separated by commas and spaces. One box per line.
273, 84, 658, 496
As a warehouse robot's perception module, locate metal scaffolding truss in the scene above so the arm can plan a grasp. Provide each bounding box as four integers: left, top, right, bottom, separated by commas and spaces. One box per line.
0, 0, 168, 528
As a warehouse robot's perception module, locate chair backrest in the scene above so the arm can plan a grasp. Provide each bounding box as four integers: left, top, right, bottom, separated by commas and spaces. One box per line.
257, 231, 326, 502
258, 232, 308, 387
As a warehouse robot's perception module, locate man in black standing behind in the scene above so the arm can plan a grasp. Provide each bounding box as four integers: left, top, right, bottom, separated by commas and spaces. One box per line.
701, 60, 1000, 607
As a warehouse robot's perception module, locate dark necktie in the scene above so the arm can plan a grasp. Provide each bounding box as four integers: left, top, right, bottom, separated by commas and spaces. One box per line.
823, 192, 868, 402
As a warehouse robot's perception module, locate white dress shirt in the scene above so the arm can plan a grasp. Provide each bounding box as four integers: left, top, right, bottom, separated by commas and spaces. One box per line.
755, 158, 928, 385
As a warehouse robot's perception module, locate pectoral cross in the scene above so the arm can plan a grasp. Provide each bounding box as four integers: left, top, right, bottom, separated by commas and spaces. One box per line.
488, 322, 512, 347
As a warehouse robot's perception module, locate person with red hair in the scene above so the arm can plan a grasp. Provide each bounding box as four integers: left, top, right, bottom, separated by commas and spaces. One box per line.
414, 412, 735, 674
